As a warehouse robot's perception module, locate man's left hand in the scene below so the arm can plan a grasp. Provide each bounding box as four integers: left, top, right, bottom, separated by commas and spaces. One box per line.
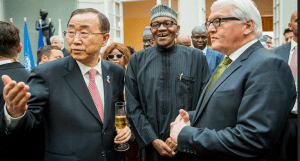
114, 126, 131, 144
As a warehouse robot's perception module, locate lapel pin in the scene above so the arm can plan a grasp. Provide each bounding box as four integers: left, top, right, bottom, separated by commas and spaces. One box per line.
107, 75, 110, 83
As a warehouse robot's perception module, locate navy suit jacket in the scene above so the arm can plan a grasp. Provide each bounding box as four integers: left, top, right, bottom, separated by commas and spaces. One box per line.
272, 42, 291, 63
205, 47, 224, 74
3, 57, 124, 161
177, 41, 296, 160
0, 62, 44, 161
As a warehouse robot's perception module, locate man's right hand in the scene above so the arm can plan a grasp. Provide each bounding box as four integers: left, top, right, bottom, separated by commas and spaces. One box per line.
152, 139, 175, 158
2, 75, 31, 118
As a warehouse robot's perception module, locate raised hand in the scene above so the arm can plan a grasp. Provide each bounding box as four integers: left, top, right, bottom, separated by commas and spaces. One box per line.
2, 75, 31, 118
152, 139, 175, 158
114, 126, 132, 144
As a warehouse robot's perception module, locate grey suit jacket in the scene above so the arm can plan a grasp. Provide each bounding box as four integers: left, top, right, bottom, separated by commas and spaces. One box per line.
4, 56, 124, 161
177, 41, 296, 161
272, 42, 291, 63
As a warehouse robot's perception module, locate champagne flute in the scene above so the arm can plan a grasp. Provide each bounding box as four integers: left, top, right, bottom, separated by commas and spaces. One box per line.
114, 102, 129, 151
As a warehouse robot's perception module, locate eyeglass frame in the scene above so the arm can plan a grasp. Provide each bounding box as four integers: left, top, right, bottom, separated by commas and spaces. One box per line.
205, 17, 240, 30
63, 31, 106, 39
107, 53, 124, 60
150, 20, 177, 29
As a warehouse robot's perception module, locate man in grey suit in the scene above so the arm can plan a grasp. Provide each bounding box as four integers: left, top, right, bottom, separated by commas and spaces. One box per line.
50, 35, 70, 57
170, 0, 296, 160
272, 10, 297, 161
1, 8, 131, 161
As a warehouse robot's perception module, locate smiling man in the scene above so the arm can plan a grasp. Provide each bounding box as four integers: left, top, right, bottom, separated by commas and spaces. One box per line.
170, 0, 296, 160
125, 4, 211, 161
191, 26, 224, 73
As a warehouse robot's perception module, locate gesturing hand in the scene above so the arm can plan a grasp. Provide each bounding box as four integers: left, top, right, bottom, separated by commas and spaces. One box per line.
152, 139, 176, 158
2, 75, 31, 118
170, 109, 190, 143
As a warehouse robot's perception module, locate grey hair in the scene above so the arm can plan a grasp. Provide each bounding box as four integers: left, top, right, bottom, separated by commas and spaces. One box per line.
50, 35, 64, 44
211, 0, 262, 38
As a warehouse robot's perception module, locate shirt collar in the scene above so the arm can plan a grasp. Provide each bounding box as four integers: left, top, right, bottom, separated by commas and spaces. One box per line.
0, 60, 13, 65
76, 58, 102, 76
156, 43, 177, 53
291, 39, 297, 51
201, 46, 208, 55
228, 39, 258, 62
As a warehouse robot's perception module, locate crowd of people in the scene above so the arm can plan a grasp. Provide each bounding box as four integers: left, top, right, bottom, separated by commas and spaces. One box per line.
0, 0, 297, 161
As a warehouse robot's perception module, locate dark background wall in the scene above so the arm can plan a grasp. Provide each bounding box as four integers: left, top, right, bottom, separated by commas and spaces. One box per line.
3, 0, 77, 65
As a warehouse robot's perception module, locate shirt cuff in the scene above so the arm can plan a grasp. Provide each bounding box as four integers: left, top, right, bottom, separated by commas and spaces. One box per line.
4, 103, 26, 129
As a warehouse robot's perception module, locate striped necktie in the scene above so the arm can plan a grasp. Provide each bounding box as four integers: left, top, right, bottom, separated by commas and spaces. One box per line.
88, 68, 104, 122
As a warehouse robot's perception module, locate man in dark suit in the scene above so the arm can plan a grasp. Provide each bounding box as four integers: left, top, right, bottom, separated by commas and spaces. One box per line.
37, 45, 64, 64
1, 8, 131, 161
191, 26, 224, 74
0, 21, 44, 161
272, 10, 297, 161
50, 35, 70, 57
170, 0, 296, 160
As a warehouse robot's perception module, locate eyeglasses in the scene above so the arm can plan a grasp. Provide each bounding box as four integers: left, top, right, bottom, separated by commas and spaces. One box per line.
150, 20, 177, 29
63, 31, 106, 39
205, 17, 240, 30
107, 53, 124, 60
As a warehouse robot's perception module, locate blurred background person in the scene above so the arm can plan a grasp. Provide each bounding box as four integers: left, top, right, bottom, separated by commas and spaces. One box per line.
50, 35, 70, 57
143, 26, 155, 49
0, 21, 44, 161
102, 42, 131, 73
176, 33, 191, 47
282, 28, 293, 45
127, 45, 135, 55
191, 26, 224, 74
37, 45, 64, 64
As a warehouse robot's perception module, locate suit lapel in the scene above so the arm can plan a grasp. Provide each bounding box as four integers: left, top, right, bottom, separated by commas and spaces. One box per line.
63, 57, 102, 124
101, 60, 114, 131
282, 42, 291, 63
192, 41, 263, 124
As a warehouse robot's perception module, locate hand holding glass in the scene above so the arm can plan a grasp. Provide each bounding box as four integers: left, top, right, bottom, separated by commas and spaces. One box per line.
114, 102, 129, 151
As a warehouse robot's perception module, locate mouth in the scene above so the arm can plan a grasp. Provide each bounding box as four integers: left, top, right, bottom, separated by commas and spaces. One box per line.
71, 49, 84, 53
158, 33, 168, 38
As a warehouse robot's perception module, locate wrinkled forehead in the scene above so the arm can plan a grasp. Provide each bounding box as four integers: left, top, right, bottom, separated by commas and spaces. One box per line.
68, 12, 100, 30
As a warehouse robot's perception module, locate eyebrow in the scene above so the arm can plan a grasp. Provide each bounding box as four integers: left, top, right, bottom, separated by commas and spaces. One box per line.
67, 24, 91, 29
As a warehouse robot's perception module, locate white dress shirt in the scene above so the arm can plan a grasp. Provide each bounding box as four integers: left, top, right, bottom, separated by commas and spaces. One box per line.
201, 46, 208, 55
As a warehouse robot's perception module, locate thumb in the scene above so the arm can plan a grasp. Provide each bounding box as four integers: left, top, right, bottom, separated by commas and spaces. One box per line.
2, 75, 12, 86
179, 109, 189, 122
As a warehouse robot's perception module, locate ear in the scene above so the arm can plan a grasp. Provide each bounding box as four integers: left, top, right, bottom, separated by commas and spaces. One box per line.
18, 43, 22, 53
41, 55, 49, 63
101, 33, 110, 47
244, 20, 254, 35
176, 25, 180, 34
288, 23, 292, 31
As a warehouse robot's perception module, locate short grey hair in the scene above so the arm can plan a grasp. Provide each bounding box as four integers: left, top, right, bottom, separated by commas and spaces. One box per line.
211, 0, 262, 38
50, 35, 64, 44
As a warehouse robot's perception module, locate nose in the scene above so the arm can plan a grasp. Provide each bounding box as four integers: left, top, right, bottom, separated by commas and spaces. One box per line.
73, 32, 82, 45
157, 23, 167, 31
207, 23, 216, 34
112, 55, 118, 60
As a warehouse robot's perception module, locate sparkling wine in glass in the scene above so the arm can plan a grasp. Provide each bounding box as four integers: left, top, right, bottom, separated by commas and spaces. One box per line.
114, 102, 129, 151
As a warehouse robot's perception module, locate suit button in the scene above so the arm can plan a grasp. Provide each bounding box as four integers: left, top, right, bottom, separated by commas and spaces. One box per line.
103, 132, 105, 135
101, 152, 105, 157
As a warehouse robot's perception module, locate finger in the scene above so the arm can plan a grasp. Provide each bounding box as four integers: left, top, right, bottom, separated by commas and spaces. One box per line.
17, 92, 31, 112
115, 129, 131, 141
3, 80, 17, 99
114, 134, 131, 144
162, 142, 175, 156
2, 75, 12, 86
6, 82, 26, 102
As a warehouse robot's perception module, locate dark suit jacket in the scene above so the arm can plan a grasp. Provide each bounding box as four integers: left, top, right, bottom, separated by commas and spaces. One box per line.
205, 47, 224, 74
62, 47, 70, 57
2, 57, 124, 161
272, 42, 291, 63
0, 62, 44, 161
177, 41, 296, 161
